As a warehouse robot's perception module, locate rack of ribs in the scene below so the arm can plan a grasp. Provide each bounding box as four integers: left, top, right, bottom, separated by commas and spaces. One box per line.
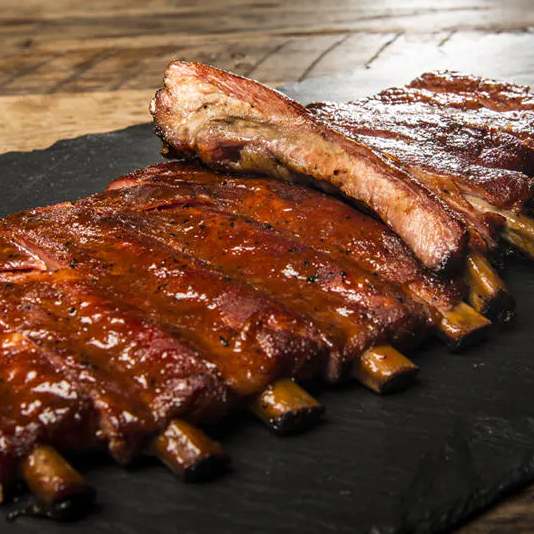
0, 170, 435, 517
306, 70, 534, 316
151, 62, 533, 319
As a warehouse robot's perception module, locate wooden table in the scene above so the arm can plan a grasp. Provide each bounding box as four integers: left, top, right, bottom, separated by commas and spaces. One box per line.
1, 1, 534, 531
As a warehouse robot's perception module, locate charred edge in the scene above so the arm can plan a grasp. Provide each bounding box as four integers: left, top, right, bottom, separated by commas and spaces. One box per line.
477, 288, 516, 323
160, 139, 190, 160
263, 405, 325, 436
353, 345, 419, 394
150, 419, 229, 483
249, 379, 324, 436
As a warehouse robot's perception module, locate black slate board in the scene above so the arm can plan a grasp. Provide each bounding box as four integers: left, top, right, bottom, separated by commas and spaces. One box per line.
2, 83, 534, 534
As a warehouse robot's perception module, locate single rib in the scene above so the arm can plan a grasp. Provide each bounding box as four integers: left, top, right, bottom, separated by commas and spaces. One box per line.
151, 61, 468, 272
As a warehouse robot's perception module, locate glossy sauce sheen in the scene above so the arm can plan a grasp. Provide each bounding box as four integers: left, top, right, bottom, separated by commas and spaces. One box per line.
1, 200, 426, 384
0, 330, 97, 486
0, 156, 429, 480
107, 161, 461, 313
0, 271, 229, 462
115, 206, 425, 350
308, 99, 533, 208
2, 209, 326, 396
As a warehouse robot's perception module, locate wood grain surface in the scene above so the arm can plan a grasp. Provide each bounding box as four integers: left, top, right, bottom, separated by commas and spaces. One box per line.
1, 1, 534, 531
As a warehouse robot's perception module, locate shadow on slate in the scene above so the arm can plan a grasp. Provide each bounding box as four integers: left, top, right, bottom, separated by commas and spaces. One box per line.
1, 113, 534, 534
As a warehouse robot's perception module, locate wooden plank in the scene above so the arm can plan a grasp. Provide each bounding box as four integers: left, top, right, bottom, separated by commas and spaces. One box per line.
5, 30, 534, 153
0, 33, 404, 95
6, 29, 534, 97
1, 0, 533, 33
442, 30, 534, 84
0, 35, 329, 94
250, 34, 351, 85
363, 31, 449, 79
284, 30, 534, 103
0, 89, 153, 153
367, 29, 534, 85
1, 0, 533, 60
266, 33, 396, 82
459, 485, 534, 533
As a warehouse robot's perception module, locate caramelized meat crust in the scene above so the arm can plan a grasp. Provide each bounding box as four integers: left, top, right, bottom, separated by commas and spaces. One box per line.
151, 63, 534, 260
1, 208, 326, 396
0, 270, 230, 463
0, 330, 99, 488
308, 99, 532, 210
106, 161, 462, 315
409, 71, 534, 112
305, 72, 534, 254
110, 205, 427, 371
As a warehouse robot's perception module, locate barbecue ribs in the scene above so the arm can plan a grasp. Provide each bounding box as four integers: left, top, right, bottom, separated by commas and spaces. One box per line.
307, 71, 534, 258
0, 163, 442, 517
3, 65, 533, 519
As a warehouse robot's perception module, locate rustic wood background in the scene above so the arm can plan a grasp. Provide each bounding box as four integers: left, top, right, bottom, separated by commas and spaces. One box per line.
2, 1, 534, 531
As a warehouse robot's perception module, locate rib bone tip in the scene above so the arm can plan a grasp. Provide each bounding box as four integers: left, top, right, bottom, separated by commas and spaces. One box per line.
250, 379, 324, 435
353, 345, 419, 395
150, 419, 229, 483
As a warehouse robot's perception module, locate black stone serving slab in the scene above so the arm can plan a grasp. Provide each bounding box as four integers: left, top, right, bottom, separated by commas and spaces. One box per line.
1, 78, 534, 534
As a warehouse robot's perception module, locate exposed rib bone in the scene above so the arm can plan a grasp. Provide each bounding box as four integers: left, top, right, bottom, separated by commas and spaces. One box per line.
250, 379, 324, 435
20, 445, 95, 520
352, 345, 419, 394
150, 419, 229, 482
465, 253, 515, 321
466, 194, 534, 260
502, 211, 534, 260
438, 301, 492, 349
